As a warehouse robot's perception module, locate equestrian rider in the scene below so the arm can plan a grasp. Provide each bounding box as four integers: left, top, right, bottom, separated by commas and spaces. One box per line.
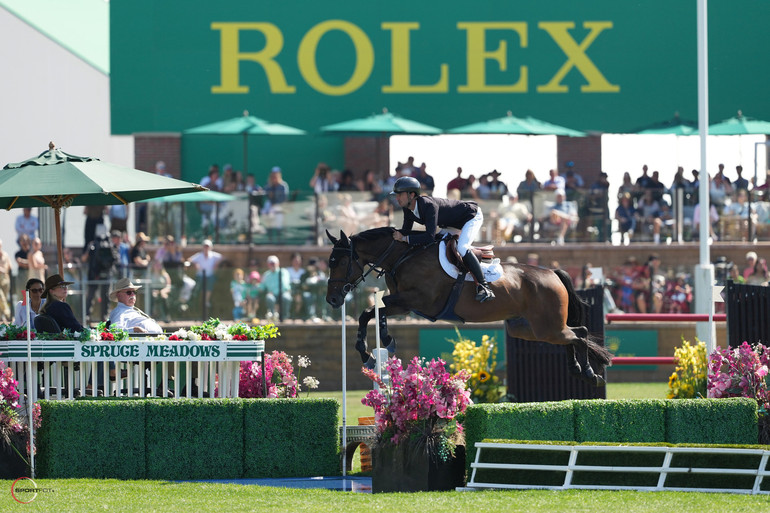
390, 176, 495, 302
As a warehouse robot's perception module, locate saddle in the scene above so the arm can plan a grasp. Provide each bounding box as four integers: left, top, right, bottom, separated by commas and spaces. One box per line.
443, 234, 495, 272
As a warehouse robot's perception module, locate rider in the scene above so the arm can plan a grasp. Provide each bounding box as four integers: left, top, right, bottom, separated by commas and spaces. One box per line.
390, 176, 495, 302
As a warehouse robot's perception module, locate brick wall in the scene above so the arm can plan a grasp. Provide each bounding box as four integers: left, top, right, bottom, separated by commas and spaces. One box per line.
557, 134, 602, 184
344, 136, 390, 180
134, 134, 182, 177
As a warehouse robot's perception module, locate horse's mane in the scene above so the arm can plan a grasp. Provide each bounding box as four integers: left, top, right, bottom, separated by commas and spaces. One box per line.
351, 226, 395, 242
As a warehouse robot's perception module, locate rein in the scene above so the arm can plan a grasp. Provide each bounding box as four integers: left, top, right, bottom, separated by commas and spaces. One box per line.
328, 238, 398, 294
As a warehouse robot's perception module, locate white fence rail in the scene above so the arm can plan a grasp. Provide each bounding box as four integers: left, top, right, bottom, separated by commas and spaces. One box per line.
1, 339, 264, 402
463, 442, 770, 495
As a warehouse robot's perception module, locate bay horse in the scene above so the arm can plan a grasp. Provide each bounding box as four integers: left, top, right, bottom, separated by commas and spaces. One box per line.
325, 227, 612, 386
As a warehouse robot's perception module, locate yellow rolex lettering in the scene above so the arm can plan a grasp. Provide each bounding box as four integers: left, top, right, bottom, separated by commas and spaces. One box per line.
537, 21, 619, 93
382, 22, 448, 93
457, 22, 528, 93
211, 22, 296, 94
298, 20, 374, 96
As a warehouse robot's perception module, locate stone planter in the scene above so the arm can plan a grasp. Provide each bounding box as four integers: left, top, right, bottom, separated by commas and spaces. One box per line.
372, 440, 465, 493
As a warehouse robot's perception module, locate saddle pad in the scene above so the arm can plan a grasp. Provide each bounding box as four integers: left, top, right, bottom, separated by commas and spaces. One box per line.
438, 240, 503, 283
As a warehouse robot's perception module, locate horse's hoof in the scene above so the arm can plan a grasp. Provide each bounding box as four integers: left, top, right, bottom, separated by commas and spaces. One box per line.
594, 375, 606, 387
364, 355, 376, 370
384, 335, 396, 355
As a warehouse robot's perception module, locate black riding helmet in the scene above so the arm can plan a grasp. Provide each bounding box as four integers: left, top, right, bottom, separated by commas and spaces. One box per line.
390, 176, 421, 195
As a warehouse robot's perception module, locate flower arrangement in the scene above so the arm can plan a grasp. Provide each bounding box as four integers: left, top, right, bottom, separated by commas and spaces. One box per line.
449, 329, 501, 403
0, 359, 41, 466
167, 318, 280, 342
238, 351, 318, 398
362, 356, 472, 460
667, 337, 707, 399
95, 321, 129, 342
0, 323, 91, 342
708, 342, 770, 411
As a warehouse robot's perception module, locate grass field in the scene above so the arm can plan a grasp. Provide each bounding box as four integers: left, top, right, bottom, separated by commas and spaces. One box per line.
2, 479, 769, 512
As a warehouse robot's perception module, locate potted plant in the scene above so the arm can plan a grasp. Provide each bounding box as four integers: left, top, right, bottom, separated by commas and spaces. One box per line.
362, 356, 472, 493
0, 360, 41, 479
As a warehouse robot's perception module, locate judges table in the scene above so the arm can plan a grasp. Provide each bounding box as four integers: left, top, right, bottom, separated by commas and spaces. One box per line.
1, 338, 264, 403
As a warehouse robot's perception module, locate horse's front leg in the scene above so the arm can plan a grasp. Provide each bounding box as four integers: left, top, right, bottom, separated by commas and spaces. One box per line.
356, 306, 376, 365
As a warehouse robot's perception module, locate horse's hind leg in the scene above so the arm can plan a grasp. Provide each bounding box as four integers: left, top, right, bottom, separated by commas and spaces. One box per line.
569, 329, 606, 387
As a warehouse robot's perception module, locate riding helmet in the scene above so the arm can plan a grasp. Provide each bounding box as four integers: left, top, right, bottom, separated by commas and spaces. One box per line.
390, 176, 421, 195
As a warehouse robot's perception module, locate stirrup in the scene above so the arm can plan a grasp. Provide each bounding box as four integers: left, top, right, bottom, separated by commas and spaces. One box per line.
475, 284, 495, 302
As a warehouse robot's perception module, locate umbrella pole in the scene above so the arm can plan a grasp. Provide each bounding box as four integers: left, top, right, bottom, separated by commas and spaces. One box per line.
55, 207, 64, 276
243, 132, 249, 177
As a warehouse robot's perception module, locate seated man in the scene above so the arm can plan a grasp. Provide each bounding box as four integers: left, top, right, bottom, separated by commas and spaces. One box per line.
546, 189, 578, 245
108, 277, 163, 334
498, 192, 532, 242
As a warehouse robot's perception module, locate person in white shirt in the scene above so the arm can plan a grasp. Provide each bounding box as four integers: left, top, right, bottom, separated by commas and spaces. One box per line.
108, 277, 162, 334
187, 239, 223, 307
14, 278, 45, 328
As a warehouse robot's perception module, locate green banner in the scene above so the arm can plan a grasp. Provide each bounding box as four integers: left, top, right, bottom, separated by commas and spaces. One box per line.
111, 0, 770, 135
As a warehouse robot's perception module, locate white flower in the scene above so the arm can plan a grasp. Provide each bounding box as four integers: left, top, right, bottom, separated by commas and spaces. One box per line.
0, 326, 6, 338
187, 331, 201, 341
175, 328, 188, 339
214, 327, 229, 340
303, 376, 320, 389
298, 355, 311, 368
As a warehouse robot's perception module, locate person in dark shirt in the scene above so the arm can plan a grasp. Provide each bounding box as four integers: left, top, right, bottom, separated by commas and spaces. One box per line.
390, 176, 494, 302
38, 274, 84, 332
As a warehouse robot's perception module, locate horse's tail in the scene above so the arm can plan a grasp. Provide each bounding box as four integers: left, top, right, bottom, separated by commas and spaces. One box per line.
554, 268, 585, 327
554, 268, 613, 370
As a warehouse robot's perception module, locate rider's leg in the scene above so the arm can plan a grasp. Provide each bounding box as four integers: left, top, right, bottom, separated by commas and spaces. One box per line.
462, 250, 495, 302
456, 208, 494, 302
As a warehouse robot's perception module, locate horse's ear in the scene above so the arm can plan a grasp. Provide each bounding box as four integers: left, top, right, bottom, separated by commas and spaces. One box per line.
326, 229, 338, 245
340, 230, 350, 246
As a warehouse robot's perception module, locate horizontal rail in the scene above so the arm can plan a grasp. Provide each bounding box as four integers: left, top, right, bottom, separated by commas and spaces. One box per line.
606, 313, 726, 323
611, 357, 677, 366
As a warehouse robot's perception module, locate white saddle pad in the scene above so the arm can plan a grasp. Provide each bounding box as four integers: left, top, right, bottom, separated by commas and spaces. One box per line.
438, 240, 503, 282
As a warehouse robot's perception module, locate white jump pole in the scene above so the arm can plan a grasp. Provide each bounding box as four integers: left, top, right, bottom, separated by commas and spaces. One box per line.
341, 301, 347, 477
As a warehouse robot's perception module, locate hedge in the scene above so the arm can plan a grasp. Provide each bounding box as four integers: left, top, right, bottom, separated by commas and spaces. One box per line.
464, 398, 759, 475
36, 398, 340, 480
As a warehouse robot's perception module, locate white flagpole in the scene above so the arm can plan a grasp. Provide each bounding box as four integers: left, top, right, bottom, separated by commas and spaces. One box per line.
341, 302, 347, 477
25, 289, 35, 478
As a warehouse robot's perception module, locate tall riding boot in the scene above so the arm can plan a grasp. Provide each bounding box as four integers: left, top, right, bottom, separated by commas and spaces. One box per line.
462, 251, 495, 302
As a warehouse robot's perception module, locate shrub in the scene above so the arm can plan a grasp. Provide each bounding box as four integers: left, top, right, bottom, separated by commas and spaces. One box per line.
574, 399, 666, 443
667, 337, 707, 399
666, 397, 758, 444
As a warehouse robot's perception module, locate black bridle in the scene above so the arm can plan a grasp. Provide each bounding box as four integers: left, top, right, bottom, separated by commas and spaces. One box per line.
328, 237, 397, 295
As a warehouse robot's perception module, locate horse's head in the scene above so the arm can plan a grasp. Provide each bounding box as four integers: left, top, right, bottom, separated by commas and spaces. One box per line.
325, 229, 363, 308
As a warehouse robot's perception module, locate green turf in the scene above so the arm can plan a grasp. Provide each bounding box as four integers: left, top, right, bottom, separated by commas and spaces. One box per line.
2, 479, 769, 512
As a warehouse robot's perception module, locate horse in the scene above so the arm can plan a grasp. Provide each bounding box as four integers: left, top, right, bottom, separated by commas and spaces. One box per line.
325, 227, 613, 387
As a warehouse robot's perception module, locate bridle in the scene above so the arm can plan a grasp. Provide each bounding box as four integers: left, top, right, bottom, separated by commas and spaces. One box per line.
328, 237, 397, 295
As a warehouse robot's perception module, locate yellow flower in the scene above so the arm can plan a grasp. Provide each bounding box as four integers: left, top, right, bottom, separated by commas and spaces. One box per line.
479, 370, 491, 383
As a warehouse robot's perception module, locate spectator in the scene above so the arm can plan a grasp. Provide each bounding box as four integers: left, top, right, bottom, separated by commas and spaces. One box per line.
617, 171, 635, 200
108, 277, 162, 334
310, 162, 334, 193
108, 203, 128, 234
734, 165, 750, 191
258, 255, 291, 320
246, 270, 261, 319
130, 232, 152, 270
615, 193, 637, 244
230, 268, 247, 321
498, 192, 532, 242
199, 164, 222, 234
149, 259, 172, 323
187, 239, 223, 308
692, 201, 719, 242
728, 262, 746, 284
462, 174, 480, 200
15, 234, 31, 277
0, 239, 11, 322
516, 169, 542, 203
83, 205, 106, 252
636, 189, 664, 244
287, 252, 306, 319
413, 163, 435, 193
15, 208, 38, 241
446, 167, 468, 196
39, 274, 83, 332
14, 278, 45, 328
337, 169, 358, 192
743, 251, 758, 280
747, 258, 770, 286
547, 189, 578, 245
264, 166, 290, 242
155, 235, 195, 307
27, 237, 47, 282
82, 224, 118, 322
114, 230, 131, 277
543, 169, 566, 191
665, 273, 692, 313
362, 169, 385, 201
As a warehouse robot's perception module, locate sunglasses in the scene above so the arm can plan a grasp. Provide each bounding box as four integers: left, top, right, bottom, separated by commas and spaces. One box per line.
28, 288, 44, 293
122, 290, 137, 296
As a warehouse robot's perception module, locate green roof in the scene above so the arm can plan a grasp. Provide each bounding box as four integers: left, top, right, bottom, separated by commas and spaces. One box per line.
0, 0, 109, 74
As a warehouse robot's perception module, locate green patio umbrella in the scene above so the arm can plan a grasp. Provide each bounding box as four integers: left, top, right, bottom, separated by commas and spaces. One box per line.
634, 113, 698, 135
320, 108, 442, 135
708, 111, 770, 135
447, 111, 585, 136
321, 108, 441, 176
1, 142, 206, 275
183, 111, 306, 176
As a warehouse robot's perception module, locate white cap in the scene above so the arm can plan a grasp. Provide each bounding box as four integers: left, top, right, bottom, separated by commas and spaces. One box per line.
202, 239, 213, 248
267, 255, 279, 265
